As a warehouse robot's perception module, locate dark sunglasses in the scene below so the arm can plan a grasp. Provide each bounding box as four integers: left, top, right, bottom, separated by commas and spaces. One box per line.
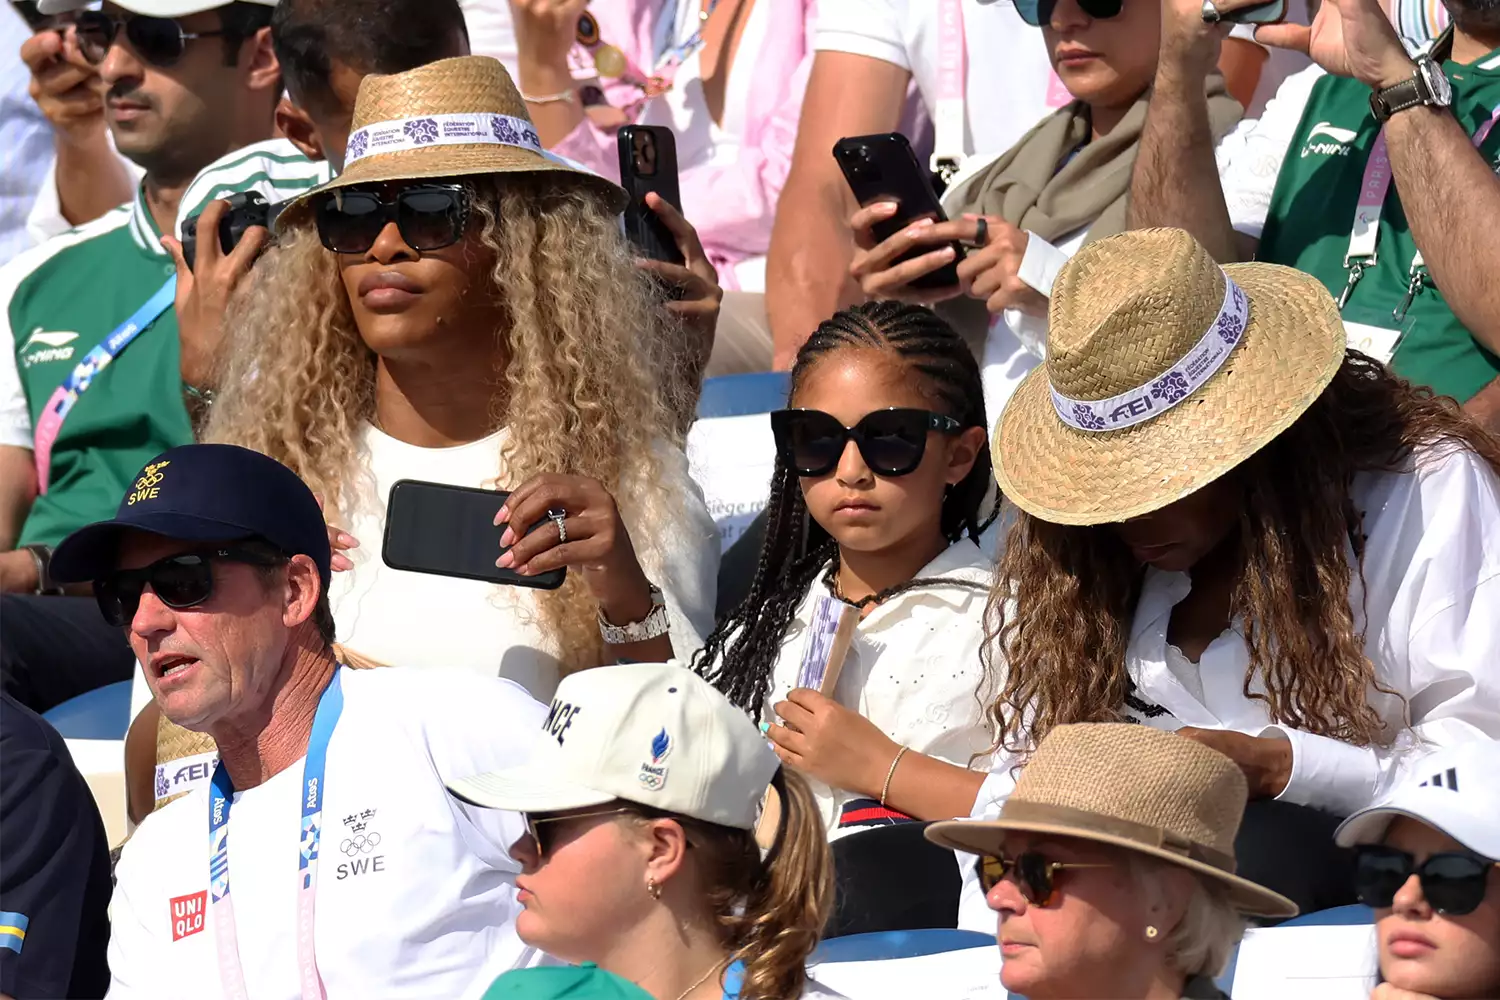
523, 808, 635, 860
1014, 0, 1122, 26
769, 407, 963, 478
95, 547, 284, 627
313, 184, 471, 255
1354, 844, 1499, 916
75, 10, 226, 68
976, 851, 1112, 906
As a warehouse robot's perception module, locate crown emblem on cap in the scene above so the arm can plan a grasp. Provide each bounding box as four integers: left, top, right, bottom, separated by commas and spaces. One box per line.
127, 460, 170, 506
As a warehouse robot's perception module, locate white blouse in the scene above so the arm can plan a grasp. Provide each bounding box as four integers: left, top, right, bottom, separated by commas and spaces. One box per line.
761, 536, 1001, 835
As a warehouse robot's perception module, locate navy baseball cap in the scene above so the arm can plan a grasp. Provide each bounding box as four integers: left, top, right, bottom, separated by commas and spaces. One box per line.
50, 444, 332, 588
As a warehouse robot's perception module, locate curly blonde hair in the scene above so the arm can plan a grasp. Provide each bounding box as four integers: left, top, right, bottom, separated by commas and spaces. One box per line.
207, 173, 689, 671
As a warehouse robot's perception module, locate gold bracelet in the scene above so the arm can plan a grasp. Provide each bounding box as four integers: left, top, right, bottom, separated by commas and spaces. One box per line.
880, 746, 910, 807
520, 87, 577, 105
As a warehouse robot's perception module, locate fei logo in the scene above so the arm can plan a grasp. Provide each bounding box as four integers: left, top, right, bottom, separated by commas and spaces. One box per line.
638, 728, 671, 791
170, 891, 206, 942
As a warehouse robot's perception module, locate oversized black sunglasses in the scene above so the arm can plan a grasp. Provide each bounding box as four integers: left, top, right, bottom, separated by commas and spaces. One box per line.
75, 10, 227, 68
1354, 844, 1499, 916
976, 852, 1112, 906
95, 547, 284, 627
313, 184, 471, 255
1013, 0, 1122, 26
770, 407, 963, 478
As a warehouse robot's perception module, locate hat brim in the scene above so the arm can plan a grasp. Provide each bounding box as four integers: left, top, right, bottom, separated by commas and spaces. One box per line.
926, 818, 1299, 919
446, 764, 617, 814
994, 262, 1345, 525
1335, 803, 1498, 860
274, 145, 628, 236
49, 512, 268, 583
39, 0, 271, 13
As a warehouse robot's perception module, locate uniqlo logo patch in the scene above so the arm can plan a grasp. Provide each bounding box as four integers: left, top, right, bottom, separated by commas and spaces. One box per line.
170, 892, 206, 941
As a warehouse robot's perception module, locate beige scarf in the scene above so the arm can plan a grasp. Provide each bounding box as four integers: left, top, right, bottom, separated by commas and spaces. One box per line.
953, 76, 1244, 246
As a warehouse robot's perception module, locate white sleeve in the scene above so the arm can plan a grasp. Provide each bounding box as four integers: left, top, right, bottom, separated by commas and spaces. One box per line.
1217, 64, 1324, 241
634, 444, 720, 661
418, 674, 548, 867
25, 147, 142, 247
814, 0, 910, 70
953, 763, 1019, 934
0, 254, 33, 448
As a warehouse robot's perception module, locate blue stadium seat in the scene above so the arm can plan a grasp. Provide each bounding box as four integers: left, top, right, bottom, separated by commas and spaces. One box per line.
695, 371, 790, 420
41, 680, 133, 741
1280, 904, 1375, 927
811, 928, 993, 964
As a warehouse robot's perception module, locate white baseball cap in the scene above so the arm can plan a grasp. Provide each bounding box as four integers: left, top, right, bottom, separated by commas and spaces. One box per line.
1335, 741, 1500, 860
39, 0, 277, 17
447, 662, 780, 832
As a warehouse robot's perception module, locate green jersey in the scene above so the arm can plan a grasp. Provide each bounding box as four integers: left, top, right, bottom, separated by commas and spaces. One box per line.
1258, 49, 1500, 402
0, 140, 332, 547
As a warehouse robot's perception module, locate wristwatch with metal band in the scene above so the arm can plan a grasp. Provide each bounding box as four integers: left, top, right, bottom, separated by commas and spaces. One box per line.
598, 583, 670, 645
1371, 29, 1454, 123
21, 543, 64, 596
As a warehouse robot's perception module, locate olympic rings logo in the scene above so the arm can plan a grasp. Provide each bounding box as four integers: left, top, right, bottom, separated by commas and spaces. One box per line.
339, 832, 382, 856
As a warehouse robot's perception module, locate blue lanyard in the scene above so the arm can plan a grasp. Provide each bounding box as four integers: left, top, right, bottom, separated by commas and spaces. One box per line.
208, 668, 344, 1000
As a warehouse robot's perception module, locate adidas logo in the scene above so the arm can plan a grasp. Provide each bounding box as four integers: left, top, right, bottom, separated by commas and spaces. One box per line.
1418, 767, 1460, 792
1301, 121, 1359, 159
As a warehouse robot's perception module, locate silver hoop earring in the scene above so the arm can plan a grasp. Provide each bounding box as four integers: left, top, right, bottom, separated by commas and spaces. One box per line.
647, 877, 662, 900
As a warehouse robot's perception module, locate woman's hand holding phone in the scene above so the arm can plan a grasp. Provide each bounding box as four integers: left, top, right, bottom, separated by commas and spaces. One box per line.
954, 214, 1049, 319
494, 473, 655, 623
634, 193, 722, 375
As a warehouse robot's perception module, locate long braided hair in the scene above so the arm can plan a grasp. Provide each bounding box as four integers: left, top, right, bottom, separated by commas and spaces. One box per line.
694, 301, 996, 717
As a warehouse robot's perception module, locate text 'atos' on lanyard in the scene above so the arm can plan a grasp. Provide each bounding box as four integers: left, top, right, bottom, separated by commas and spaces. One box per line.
32, 276, 176, 494
1340, 31, 1500, 321
209, 668, 344, 1000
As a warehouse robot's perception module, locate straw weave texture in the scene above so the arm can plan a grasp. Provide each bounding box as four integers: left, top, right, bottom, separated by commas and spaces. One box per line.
994, 229, 1345, 525
281, 56, 625, 224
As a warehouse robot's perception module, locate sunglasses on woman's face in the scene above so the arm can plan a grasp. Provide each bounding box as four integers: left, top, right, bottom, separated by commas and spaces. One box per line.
1355, 844, 1500, 916
523, 808, 634, 860
75, 9, 226, 68
976, 851, 1112, 906
1014, 0, 1123, 26
313, 184, 472, 255
95, 547, 284, 628
769, 407, 963, 478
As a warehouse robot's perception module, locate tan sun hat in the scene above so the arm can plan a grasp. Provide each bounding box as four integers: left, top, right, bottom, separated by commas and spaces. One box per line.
926, 723, 1298, 918
993, 228, 1346, 525
277, 55, 625, 230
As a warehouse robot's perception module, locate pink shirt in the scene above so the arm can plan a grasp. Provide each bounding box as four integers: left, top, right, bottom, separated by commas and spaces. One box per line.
554, 0, 816, 289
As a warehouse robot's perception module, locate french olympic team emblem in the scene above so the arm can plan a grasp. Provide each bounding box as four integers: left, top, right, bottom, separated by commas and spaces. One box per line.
639, 728, 672, 791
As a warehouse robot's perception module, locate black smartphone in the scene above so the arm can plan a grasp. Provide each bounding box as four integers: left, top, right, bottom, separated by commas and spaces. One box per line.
618, 125, 685, 266
381, 479, 567, 590
1202, 0, 1286, 22
834, 132, 965, 290
180, 191, 271, 271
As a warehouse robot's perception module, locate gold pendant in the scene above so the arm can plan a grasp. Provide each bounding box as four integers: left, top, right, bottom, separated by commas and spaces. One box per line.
593, 43, 627, 78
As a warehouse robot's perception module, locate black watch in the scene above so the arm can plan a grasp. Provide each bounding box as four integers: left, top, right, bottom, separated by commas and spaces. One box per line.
1370, 29, 1454, 123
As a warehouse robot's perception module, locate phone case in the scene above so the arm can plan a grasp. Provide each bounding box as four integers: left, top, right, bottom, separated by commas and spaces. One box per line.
834, 132, 964, 289
618, 126, 686, 266
380, 480, 567, 590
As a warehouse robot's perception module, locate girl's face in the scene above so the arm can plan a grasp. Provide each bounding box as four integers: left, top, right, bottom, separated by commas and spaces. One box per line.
986, 833, 1185, 999
1108, 475, 1240, 573
789, 348, 985, 558
1041, 0, 1161, 115
507, 808, 657, 963
1376, 818, 1500, 998
333, 180, 502, 359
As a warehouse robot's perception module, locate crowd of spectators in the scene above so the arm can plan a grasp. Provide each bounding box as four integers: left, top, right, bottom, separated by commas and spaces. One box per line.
1, 0, 1499, 996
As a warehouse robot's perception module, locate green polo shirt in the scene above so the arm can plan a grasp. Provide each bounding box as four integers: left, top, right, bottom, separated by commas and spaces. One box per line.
1, 139, 333, 547
1258, 47, 1500, 402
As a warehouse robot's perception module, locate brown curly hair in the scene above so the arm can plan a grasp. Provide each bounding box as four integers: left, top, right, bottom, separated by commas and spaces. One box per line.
986, 353, 1500, 754
206, 173, 689, 672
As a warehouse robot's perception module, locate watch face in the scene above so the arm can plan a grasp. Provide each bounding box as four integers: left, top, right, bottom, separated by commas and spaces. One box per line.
1421, 60, 1454, 104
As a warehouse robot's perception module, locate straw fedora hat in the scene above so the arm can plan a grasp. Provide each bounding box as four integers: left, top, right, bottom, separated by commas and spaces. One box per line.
993, 228, 1345, 525
926, 723, 1298, 918
278, 55, 625, 229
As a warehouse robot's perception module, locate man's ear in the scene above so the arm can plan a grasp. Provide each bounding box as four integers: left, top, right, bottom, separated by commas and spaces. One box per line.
281, 553, 323, 631
276, 97, 326, 162
245, 26, 280, 97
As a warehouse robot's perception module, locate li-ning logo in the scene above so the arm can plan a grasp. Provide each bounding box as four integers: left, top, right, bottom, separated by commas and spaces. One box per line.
126, 460, 170, 505
18, 328, 78, 368
1301, 121, 1360, 158
1419, 767, 1460, 792
638, 728, 671, 791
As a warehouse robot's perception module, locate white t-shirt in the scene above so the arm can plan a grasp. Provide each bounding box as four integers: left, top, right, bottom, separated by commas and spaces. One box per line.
457, 1, 520, 77
815, 0, 1060, 164
330, 423, 721, 700
106, 667, 548, 999
760, 537, 1000, 835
